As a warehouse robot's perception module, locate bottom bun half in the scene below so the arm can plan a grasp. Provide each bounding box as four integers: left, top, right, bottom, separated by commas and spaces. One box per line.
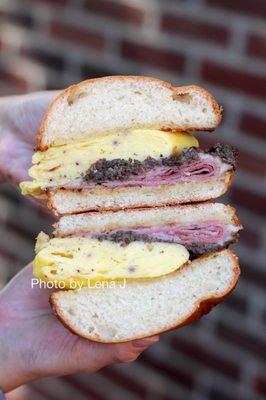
50, 249, 240, 343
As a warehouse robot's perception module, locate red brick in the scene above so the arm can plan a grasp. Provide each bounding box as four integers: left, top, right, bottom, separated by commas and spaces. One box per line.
201, 60, 266, 99
239, 112, 266, 141
50, 21, 105, 50
217, 322, 266, 360
238, 149, 266, 176
247, 33, 266, 60
172, 336, 240, 379
161, 13, 229, 45
140, 352, 193, 388
0, 68, 28, 91
230, 187, 266, 216
255, 376, 266, 396
122, 41, 185, 73
85, 0, 144, 25
206, 0, 266, 18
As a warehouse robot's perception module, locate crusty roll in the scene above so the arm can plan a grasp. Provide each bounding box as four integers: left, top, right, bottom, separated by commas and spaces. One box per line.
50, 250, 240, 343
38, 76, 222, 149
20, 76, 231, 214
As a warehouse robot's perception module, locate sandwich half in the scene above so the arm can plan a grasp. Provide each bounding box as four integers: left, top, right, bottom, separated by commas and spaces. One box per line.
33, 203, 241, 341
50, 250, 239, 342
20, 76, 237, 214
34, 203, 241, 287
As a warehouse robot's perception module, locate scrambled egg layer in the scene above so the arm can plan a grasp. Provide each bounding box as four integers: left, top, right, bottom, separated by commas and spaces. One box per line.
20, 129, 198, 196
33, 235, 189, 288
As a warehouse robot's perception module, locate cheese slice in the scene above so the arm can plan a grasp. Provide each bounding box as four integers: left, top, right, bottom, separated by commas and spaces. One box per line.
33, 235, 189, 288
20, 129, 198, 196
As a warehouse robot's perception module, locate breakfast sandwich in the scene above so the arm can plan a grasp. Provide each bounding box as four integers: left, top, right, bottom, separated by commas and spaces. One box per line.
20, 76, 242, 343
33, 203, 242, 342
20, 76, 237, 214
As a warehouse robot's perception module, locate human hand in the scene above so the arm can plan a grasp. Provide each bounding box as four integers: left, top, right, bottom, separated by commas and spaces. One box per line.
0, 91, 59, 186
0, 264, 159, 393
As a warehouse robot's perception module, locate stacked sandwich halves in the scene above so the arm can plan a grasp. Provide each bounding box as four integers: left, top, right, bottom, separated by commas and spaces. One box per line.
21, 76, 241, 342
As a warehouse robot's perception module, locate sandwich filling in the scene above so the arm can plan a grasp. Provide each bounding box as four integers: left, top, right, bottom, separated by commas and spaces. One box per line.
20, 129, 237, 197
93, 220, 239, 258
20, 129, 198, 196
33, 235, 190, 287
34, 218, 241, 288
80, 143, 236, 189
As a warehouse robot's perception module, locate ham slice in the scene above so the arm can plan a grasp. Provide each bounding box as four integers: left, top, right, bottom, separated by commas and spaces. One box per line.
103, 221, 237, 246
59, 154, 231, 190
104, 155, 219, 188
74, 221, 239, 249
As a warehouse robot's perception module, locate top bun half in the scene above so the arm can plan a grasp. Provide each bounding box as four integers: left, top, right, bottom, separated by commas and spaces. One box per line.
38, 76, 222, 150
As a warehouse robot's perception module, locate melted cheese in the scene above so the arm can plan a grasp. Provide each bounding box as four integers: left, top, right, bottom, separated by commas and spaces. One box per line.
33, 236, 189, 288
20, 129, 198, 196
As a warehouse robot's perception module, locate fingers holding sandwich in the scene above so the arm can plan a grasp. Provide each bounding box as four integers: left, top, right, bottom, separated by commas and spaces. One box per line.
92, 335, 160, 366
60, 335, 160, 375
116, 335, 160, 363
15, 77, 241, 352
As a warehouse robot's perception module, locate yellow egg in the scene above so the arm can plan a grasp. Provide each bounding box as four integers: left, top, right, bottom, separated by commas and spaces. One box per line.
33, 237, 189, 289
20, 129, 198, 196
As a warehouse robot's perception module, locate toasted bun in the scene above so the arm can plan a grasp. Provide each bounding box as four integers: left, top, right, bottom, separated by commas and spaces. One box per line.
50, 250, 239, 343
38, 76, 221, 149
54, 202, 241, 237
47, 172, 232, 215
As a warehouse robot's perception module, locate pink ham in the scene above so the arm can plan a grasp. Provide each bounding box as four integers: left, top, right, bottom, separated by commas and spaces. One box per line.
60, 154, 230, 190
75, 221, 238, 246
102, 155, 219, 188
106, 221, 234, 245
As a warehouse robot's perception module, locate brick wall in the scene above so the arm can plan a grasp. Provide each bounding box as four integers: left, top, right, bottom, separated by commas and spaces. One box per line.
0, 0, 265, 399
